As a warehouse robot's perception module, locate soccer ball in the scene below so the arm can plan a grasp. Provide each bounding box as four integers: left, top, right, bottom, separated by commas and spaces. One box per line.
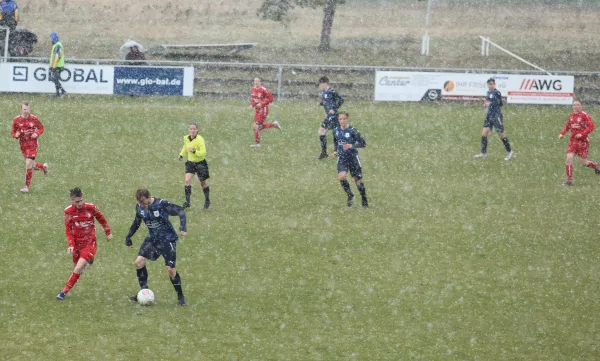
137, 289, 155, 306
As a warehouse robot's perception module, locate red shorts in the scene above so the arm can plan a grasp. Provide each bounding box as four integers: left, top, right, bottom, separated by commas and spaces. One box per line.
20, 145, 38, 159
567, 140, 589, 159
72, 243, 97, 264
254, 107, 269, 125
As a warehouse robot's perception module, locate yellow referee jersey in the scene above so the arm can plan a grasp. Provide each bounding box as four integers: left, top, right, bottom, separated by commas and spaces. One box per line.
179, 135, 206, 162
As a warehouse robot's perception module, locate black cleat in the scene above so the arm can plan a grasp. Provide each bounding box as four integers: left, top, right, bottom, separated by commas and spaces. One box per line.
129, 295, 138, 302
204, 200, 210, 209
182, 201, 190, 209
362, 198, 369, 208
595, 167, 600, 175
347, 193, 355, 207
316, 153, 329, 160
178, 296, 188, 306
560, 181, 574, 186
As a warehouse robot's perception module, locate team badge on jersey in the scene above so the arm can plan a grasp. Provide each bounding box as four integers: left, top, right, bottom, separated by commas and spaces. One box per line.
154, 211, 160, 217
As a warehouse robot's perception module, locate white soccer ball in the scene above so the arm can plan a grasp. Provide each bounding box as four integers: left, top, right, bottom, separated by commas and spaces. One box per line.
137, 289, 155, 306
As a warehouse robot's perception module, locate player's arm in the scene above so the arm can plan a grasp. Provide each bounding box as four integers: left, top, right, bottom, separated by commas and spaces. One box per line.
334, 91, 344, 110
559, 120, 571, 139
92, 206, 112, 240
179, 137, 187, 159
163, 201, 187, 233
11, 120, 19, 139
261, 88, 274, 107
351, 130, 366, 149
35, 118, 44, 137
125, 211, 142, 247
195, 137, 207, 159
582, 114, 595, 136
14, 3, 19, 22
64, 212, 76, 248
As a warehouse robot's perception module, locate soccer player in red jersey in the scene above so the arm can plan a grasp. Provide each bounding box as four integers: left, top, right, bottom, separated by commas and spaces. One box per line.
249, 77, 280, 147
558, 100, 600, 186
11, 102, 48, 193
57, 187, 113, 300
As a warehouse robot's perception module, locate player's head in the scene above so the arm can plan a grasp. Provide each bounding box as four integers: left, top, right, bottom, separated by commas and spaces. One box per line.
339, 111, 349, 129
50, 32, 59, 44
70, 187, 84, 209
319, 76, 329, 90
21, 102, 30, 118
573, 100, 583, 112
487, 78, 496, 91
188, 122, 199, 137
136, 188, 153, 208
253, 77, 261, 88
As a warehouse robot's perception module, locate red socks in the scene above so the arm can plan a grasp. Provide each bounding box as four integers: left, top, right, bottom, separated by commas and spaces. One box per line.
587, 161, 597, 169
25, 169, 33, 187
262, 123, 274, 129
253, 128, 260, 144
566, 164, 573, 181
34, 162, 44, 170
62, 272, 81, 294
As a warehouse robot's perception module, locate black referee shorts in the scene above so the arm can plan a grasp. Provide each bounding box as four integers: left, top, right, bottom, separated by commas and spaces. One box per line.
185, 159, 210, 182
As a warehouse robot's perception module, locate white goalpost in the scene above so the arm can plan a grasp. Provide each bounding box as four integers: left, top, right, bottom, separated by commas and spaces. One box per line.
0, 26, 10, 62
479, 36, 553, 76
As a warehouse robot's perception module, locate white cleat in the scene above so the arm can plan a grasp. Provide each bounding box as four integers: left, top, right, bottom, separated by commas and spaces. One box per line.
473, 153, 487, 159
250, 144, 261, 147
273, 121, 282, 130
43, 162, 49, 176
20, 186, 29, 193
504, 151, 514, 161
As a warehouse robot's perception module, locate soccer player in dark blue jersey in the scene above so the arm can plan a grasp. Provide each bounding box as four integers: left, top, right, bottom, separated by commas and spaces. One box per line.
474, 78, 513, 160
125, 188, 188, 306
317, 76, 344, 160
333, 112, 368, 208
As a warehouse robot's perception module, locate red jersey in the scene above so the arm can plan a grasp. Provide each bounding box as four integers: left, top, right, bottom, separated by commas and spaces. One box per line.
250, 86, 274, 112
11, 115, 44, 147
561, 111, 594, 142
64, 203, 111, 247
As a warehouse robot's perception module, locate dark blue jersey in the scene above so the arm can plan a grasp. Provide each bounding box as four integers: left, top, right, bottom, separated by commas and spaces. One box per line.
319, 87, 344, 116
334, 125, 366, 157
486, 89, 503, 114
126, 197, 186, 243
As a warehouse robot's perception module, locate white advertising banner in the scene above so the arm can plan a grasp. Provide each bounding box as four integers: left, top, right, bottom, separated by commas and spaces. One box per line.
0, 62, 114, 94
375, 71, 509, 102
374, 71, 573, 105
507, 75, 574, 105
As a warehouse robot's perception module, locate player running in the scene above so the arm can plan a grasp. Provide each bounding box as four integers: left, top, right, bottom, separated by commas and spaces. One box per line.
558, 100, 600, 186
317, 76, 344, 160
125, 189, 188, 306
57, 187, 113, 300
11, 102, 49, 193
333, 112, 368, 208
179, 122, 211, 209
249, 77, 280, 147
474, 78, 513, 160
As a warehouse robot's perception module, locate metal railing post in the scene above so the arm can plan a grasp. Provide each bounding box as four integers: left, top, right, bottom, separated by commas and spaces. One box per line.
276, 65, 283, 101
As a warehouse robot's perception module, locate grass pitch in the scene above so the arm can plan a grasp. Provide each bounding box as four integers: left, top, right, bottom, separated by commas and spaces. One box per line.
0, 94, 599, 360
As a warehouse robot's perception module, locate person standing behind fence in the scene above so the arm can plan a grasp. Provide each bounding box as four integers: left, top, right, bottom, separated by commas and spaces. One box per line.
0, 0, 19, 31
49, 32, 66, 98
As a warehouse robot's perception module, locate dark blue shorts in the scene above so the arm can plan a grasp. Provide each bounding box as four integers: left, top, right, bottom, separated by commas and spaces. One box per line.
337, 154, 363, 179
321, 114, 340, 130
483, 112, 504, 133
138, 237, 177, 268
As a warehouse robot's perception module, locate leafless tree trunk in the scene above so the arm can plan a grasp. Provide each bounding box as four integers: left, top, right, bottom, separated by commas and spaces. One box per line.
318, 0, 336, 52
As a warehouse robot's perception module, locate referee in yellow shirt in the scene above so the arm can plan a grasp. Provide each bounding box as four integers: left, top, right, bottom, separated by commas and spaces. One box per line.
179, 122, 210, 209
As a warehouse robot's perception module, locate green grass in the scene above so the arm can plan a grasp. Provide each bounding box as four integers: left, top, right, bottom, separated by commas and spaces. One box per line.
1, 94, 600, 360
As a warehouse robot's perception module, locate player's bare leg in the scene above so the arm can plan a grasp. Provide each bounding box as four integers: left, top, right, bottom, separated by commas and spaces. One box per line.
498, 131, 513, 160
317, 127, 329, 159
578, 156, 600, 175
338, 171, 354, 207
183, 173, 194, 208
562, 152, 576, 186
354, 176, 368, 208
57, 257, 89, 300
130, 256, 149, 302
166, 266, 186, 306
200, 179, 210, 209
474, 128, 491, 159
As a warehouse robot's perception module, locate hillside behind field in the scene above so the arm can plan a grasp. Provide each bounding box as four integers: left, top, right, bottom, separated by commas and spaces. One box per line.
14, 0, 600, 71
